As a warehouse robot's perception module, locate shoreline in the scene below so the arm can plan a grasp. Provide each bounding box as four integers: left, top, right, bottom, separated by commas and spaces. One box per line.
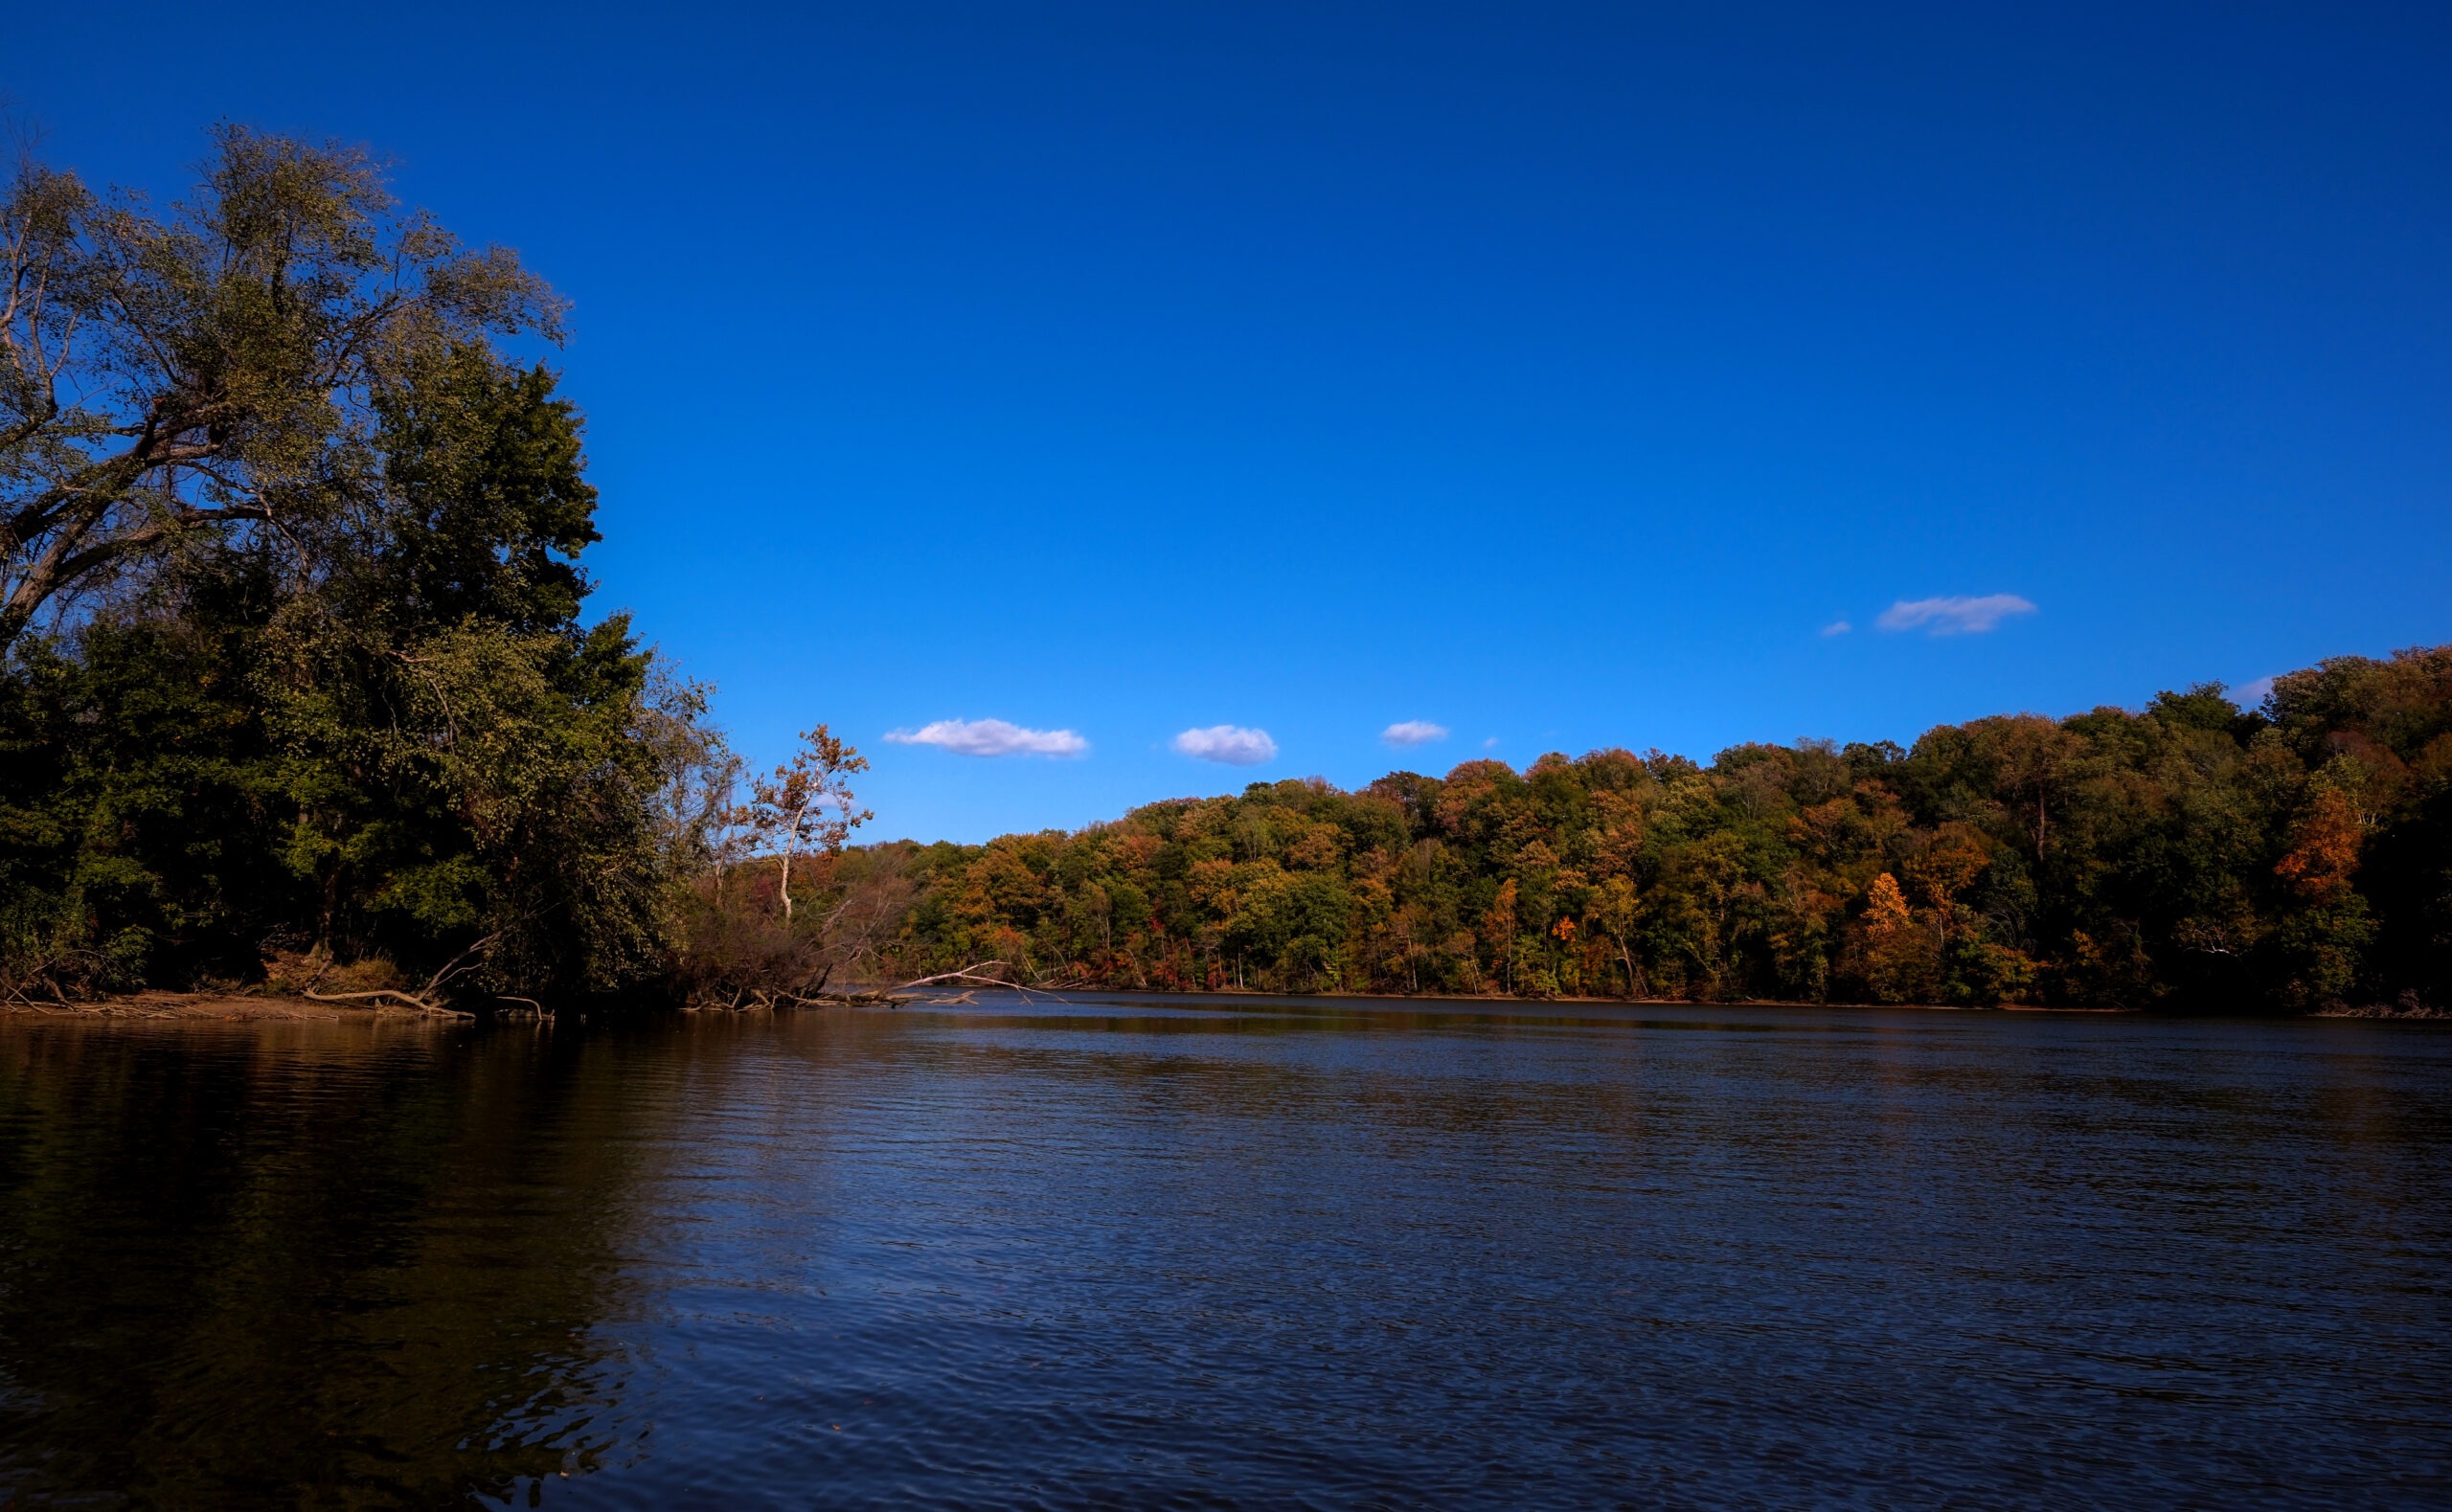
0, 991, 433, 1023
890, 985, 2140, 1013
883, 983, 2445, 1019
7, 987, 2439, 1024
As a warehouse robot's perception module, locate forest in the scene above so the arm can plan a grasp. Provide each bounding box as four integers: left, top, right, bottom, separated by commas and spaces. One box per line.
2, 130, 2444, 1016
874, 652, 2451, 1012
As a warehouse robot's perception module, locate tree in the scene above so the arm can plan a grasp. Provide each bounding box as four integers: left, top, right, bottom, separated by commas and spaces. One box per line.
0, 126, 748, 1008
746, 727, 871, 921
860, 657, 2449, 1014
1969, 714, 2087, 864
1857, 871, 1935, 1003
1591, 874, 1646, 997
1, 126, 556, 651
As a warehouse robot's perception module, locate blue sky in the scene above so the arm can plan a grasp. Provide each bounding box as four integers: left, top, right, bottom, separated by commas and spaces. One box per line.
12, 2, 2448, 842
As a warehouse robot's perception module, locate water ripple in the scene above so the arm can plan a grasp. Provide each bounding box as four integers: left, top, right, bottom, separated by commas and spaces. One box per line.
0, 1001, 2446, 1507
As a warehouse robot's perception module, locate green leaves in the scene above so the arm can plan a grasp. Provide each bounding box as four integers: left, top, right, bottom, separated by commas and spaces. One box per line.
877, 650, 2451, 1011
0, 128, 712, 1005
2, 126, 560, 650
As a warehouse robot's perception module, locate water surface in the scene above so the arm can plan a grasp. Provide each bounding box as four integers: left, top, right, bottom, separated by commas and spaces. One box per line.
0, 997, 2445, 1507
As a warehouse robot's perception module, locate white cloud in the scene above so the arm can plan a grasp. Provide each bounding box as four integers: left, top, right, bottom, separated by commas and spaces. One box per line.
1381, 720, 1449, 748
2235, 675, 2277, 708
1171, 725, 1278, 765
1483, 735, 1500, 750
1875, 594, 2037, 636
1821, 620, 1852, 637
884, 718, 1088, 758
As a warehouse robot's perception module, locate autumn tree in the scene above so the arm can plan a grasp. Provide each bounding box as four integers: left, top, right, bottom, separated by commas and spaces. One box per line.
745, 726, 871, 921
1854, 871, 1932, 1003
864, 650, 2446, 1012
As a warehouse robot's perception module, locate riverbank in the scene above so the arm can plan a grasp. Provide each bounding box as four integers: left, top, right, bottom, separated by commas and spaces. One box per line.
0, 991, 429, 1022
872, 982, 2149, 1014
889, 983, 2442, 1018
2314, 997, 2451, 1020
11, 986, 2439, 1023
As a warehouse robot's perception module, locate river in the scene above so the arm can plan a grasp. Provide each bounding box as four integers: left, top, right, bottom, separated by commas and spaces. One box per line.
0, 997, 2445, 1507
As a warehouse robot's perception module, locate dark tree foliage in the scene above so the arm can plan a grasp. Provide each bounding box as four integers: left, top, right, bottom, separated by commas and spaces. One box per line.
1, 126, 556, 649
880, 655, 2452, 1012
0, 132, 713, 1006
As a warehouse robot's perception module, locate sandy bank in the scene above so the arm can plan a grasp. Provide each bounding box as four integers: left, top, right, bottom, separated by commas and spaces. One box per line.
0, 991, 430, 1022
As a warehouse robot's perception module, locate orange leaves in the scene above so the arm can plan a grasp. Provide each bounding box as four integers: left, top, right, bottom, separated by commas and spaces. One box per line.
1862, 872, 1913, 936
2413, 732, 2452, 799
2274, 788, 2363, 903
1902, 823, 1993, 946
1185, 857, 1237, 913
748, 724, 871, 857
1855, 872, 1935, 1004
1281, 823, 1345, 872
1785, 797, 1856, 863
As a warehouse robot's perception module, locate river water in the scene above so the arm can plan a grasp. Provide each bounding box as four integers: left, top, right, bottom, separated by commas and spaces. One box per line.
0, 997, 2445, 1508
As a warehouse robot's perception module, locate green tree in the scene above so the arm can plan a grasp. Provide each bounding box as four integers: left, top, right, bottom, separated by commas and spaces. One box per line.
1, 127, 556, 649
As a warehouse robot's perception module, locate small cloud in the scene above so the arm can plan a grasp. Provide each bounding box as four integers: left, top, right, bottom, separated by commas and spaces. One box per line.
1381, 720, 1449, 748
1171, 725, 1278, 765
1482, 735, 1500, 750
2235, 674, 2276, 708
885, 718, 1088, 758
1821, 620, 1852, 637
1875, 594, 2037, 636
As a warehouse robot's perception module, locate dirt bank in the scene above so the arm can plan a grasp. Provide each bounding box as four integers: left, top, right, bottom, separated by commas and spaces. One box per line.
0, 991, 431, 1022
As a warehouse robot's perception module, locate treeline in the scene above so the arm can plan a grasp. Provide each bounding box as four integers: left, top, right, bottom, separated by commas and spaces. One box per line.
872, 655, 2452, 1012
7, 130, 2445, 1017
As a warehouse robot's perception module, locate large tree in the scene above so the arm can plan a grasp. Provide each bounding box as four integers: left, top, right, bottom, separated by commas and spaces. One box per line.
0, 126, 742, 1007
0, 126, 556, 650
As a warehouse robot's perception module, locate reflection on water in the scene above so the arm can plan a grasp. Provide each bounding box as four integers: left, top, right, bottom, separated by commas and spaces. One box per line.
0, 999, 2446, 1508
0, 1021, 658, 1505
